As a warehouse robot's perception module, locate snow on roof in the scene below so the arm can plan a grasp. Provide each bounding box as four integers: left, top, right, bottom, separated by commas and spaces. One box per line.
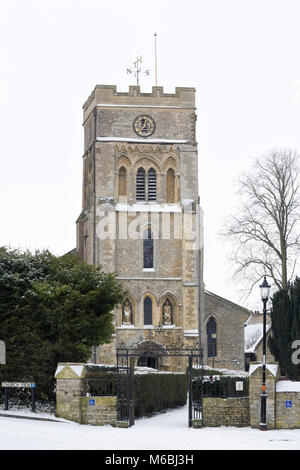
248, 363, 278, 377
276, 380, 300, 392
201, 365, 248, 377
245, 323, 263, 353
134, 366, 185, 375
244, 321, 271, 353
69, 365, 84, 377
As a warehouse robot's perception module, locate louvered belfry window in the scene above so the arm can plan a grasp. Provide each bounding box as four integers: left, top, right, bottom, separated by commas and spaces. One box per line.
136, 167, 146, 201
136, 167, 157, 201
147, 168, 157, 201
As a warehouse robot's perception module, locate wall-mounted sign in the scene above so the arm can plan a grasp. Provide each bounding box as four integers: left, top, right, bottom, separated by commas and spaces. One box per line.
235, 381, 244, 391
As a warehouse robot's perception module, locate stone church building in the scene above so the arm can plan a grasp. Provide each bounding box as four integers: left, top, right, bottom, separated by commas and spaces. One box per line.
75, 84, 250, 372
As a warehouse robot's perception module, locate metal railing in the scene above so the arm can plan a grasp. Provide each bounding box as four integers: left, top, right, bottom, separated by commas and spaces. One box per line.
193, 375, 249, 398
82, 378, 118, 397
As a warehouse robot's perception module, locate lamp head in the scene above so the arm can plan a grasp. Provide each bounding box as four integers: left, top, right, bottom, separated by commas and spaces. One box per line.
259, 275, 271, 301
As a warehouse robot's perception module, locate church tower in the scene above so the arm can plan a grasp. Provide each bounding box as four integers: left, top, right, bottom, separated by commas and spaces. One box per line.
76, 85, 205, 371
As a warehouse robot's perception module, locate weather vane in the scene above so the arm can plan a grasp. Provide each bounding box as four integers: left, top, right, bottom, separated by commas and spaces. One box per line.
127, 55, 150, 86
126, 34, 158, 87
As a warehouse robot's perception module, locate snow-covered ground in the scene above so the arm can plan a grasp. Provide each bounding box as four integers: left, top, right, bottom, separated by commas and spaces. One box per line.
0, 404, 300, 450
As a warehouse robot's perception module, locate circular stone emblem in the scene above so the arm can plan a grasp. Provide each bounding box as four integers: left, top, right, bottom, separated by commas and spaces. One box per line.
133, 115, 155, 137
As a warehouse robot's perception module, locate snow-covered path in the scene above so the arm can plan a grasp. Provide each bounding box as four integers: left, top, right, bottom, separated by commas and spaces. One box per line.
0, 405, 300, 450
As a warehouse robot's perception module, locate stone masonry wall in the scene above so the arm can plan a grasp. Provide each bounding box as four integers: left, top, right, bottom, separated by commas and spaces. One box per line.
249, 363, 278, 429
204, 292, 249, 370
275, 388, 300, 429
55, 363, 119, 426
203, 397, 250, 427
80, 396, 117, 426
55, 365, 85, 424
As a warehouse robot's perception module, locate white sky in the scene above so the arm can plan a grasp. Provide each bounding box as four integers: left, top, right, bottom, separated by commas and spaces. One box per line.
1, 0, 300, 311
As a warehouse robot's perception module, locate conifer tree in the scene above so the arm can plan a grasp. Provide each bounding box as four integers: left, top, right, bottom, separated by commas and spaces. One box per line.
268, 277, 300, 380
0, 247, 126, 401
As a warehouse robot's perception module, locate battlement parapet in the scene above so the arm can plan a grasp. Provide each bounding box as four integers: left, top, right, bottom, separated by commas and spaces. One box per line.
83, 85, 196, 120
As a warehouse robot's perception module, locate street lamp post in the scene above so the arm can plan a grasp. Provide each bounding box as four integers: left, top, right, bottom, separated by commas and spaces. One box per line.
259, 275, 271, 431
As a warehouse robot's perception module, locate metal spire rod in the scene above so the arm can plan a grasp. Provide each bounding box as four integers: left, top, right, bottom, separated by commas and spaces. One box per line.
154, 32, 158, 86
133, 56, 142, 86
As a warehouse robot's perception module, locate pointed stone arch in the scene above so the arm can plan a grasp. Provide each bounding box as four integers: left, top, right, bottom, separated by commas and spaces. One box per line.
115, 154, 132, 172
134, 340, 169, 370
132, 154, 161, 173
162, 155, 179, 173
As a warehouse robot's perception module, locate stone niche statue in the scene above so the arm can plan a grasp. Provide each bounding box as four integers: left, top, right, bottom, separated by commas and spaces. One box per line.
122, 299, 133, 325
162, 299, 173, 325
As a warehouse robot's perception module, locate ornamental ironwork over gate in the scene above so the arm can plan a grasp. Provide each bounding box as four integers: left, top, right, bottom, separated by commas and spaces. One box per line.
116, 341, 204, 428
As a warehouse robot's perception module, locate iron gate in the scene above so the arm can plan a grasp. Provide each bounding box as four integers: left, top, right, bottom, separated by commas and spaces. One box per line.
188, 354, 204, 426
116, 343, 203, 427
116, 349, 135, 426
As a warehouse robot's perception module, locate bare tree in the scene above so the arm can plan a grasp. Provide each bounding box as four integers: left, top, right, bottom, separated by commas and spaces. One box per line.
222, 149, 300, 295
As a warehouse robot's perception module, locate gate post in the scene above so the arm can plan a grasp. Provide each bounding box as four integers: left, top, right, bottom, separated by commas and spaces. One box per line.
4, 387, 8, 410
188, 356, 193, 427
129, 356, 135, 427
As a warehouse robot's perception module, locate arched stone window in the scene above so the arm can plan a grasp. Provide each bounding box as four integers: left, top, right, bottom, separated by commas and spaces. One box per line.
162, 298, 173, 325
144, 296, 153, 325
136, 167, 146, 201
148, 168, 157, 201
166, 168, 175, 203
143, 228, 153, 269
206, 317, 217, 358
118, 166, 127, 198
122, 298, 133, 325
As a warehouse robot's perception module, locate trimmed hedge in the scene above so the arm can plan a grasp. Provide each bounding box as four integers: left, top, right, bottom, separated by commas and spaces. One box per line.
81, 366, 188, 418
134, 373, 187, 417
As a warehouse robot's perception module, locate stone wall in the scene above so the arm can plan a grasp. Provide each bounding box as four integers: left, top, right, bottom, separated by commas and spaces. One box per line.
55, 364, 85, 424
55, 363, 119, 426
204, 291, 250, 370
55, 362, 300, 429
275, 382, 300, 429
80, 396, 117, 426
248, 362, 278, 429
203, 397, 250, 427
